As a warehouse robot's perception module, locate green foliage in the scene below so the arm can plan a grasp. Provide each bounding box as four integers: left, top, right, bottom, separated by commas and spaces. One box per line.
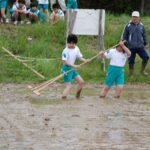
0, 14, 150, 83
79, 0, 142, 14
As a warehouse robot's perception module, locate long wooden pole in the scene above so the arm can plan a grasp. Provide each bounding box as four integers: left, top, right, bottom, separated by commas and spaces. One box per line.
2, 47, 45, 79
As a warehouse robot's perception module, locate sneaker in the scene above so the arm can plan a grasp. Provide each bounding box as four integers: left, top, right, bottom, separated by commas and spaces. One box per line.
6, 18, 9, 23
20, 21, 24, 24
14, 21, 18, 25
26, 21, 31, 24
141, 71, 148, 76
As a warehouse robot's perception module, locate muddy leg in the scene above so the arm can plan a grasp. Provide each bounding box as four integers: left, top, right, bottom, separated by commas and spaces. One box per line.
62, 82, 72, 99
74, 76, 84, 99
100, 85, 110, 98
114, 85, 124, 98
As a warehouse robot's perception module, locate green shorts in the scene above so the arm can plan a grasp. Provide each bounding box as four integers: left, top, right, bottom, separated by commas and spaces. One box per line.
61, 65, 79, 82
0, 1, 7, 8
105, 65, 124, 87
67, 0, 78, 9
38, 4, 49, 9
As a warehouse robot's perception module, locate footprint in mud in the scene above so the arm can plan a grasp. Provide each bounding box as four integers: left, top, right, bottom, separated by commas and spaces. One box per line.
71, 114, 80, 117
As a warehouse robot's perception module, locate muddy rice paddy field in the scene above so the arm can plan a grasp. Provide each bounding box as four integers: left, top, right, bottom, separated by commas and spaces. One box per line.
0, 83, 149, 150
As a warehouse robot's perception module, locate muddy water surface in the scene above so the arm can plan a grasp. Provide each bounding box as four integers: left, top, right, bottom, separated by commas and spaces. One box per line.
0, 83, 149, 150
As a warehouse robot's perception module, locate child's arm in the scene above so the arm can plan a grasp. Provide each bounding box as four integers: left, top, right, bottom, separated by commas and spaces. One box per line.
62, 60, 78, 69
78, 57, 87, 62
119, 41, 131, 56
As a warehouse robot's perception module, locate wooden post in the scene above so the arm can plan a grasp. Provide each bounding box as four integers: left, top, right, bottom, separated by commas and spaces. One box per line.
68, 9, 77, 34
98, 9, 105, 72
66, 9, 78, 45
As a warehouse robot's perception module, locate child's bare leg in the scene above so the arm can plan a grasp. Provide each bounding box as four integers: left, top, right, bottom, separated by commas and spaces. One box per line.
44, 9, 49, 21
40, 8, 43, 12
14, 12, 18, 21
100, 85, 110, 98
1, 8, 6, 21
114, 85, 124, 98
62, 82, 72, 99
44, 9, 49, 14
74, 76, 84, 98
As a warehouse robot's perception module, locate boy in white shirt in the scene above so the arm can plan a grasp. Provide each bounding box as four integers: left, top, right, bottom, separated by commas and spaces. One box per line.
12, 0, 27, 24
61, 34, 87, 99
50, 3, 64, 24
50, 0, 66, 12
99, 41, 131, 98
27, 2, 40, 23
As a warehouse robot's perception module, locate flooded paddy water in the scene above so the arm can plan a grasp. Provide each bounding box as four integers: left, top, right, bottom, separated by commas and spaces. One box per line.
0, 83, 149, 150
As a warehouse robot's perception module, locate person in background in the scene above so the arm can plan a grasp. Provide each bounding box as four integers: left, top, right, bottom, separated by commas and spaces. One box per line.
66, 0, 78, 9
12, 0, 27, 24
61, 34, 88, 99
50, 0, 66, 12
121, 11, 149, 76
38, 0, 49, 20
26, 1, 40, 23
99, 41, 131, 98
0, 0, 8, 23
25, 0, 30, 9
50, 3, 64, 24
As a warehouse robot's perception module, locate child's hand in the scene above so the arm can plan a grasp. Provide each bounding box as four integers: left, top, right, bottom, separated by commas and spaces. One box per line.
145, 44, 149, 49
98, 51, 105, 57
119, 41, 124, 46
73, 64, 78, 69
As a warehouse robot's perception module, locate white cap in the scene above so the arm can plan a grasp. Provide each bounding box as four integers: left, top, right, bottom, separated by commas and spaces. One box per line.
132, 11, 140, 17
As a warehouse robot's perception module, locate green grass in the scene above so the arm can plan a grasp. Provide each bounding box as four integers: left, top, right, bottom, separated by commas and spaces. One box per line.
1, 14, 150, 83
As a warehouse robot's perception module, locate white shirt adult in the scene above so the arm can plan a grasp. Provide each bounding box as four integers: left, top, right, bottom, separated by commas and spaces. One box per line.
104, 48, 128, 67
62, 46, 83, 65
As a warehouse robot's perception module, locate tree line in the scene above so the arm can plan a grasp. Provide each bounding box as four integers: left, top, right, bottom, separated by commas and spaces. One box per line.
78, 0, 150, 15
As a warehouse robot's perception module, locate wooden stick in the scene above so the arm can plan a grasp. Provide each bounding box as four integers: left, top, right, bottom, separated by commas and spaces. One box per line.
33, 71, 71, 95
28, 70, 70, 91
2, 47, 45, 79
104, 42, 121, 52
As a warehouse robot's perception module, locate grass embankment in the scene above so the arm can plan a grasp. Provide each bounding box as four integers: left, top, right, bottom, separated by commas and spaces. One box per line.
0, 14, 150, 83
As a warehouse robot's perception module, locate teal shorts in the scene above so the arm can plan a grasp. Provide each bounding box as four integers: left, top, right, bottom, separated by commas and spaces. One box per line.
105, 65, 124, 87
0, 1, 7, 8
67, 0, 78, 9
38, 4, 49, 9
61, 65, 79, 82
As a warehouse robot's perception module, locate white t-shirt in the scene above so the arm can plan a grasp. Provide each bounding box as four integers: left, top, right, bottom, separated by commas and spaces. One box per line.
12, 3, 27, 12
38, 0, 49, 4
62, 46, 83, 65
104, 48, 128, 67
51, 9, 64, 18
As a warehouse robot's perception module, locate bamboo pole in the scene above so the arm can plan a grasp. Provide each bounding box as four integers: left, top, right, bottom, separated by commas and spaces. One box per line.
2, 47, 45, 79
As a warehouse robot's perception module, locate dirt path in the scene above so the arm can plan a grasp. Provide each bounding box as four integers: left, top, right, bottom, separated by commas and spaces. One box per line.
0, 83, 150, 150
